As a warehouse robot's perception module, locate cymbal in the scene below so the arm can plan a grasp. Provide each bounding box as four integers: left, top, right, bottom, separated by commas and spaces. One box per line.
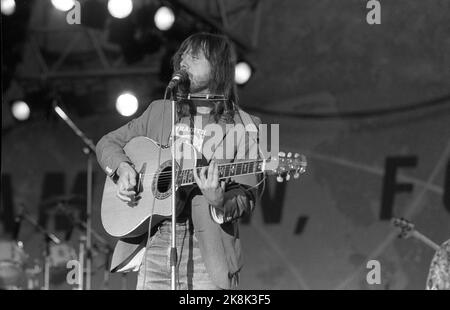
39, 194, 86, 208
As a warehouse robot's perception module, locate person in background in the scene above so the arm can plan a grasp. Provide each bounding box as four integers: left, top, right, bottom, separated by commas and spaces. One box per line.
426, 239, 450, 290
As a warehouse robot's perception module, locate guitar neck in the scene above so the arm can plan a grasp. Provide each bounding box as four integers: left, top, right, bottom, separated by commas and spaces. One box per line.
410, 231, 441, 251
178, 160, 265, 186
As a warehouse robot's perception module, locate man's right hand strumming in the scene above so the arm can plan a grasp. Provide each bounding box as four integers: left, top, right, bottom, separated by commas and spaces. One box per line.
116, 161, 137, 202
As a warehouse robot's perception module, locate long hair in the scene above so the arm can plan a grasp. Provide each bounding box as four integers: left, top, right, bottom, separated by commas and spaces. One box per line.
172, 32, 238, 123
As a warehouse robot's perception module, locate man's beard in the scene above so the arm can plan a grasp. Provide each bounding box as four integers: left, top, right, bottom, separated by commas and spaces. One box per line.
189, 82, 210, 94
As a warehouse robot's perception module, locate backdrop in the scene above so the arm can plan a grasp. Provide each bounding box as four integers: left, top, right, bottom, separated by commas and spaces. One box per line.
1, 0, 449, 290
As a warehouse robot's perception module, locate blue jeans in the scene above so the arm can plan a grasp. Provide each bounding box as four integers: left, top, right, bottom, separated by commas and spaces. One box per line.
136, 219, 220, 290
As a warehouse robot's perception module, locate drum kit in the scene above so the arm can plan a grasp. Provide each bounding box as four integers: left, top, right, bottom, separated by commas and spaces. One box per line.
0, 195, 113, 290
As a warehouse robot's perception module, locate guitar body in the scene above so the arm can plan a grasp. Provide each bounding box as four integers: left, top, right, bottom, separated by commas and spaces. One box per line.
100, 137, 196, 238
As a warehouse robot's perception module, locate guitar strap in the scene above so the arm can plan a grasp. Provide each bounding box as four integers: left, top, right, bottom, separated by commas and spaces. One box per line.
236, 107, 259, 133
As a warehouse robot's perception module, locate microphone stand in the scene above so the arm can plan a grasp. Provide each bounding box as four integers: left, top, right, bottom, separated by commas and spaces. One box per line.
102, 246, 113, 290
169, 87, 178, 290
19, 209, 61, 290
54, 202, 113, 289
53, 102, 96, 290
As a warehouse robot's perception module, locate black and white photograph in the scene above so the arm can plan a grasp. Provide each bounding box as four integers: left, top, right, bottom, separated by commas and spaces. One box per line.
1, 0, 449, 294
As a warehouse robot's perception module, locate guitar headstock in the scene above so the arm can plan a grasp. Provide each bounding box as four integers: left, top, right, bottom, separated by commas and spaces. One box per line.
266, 151, 307, 182
391, 217, 415, 239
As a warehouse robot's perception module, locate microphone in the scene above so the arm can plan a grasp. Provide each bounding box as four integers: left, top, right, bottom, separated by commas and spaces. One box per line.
167, 70, 189, 90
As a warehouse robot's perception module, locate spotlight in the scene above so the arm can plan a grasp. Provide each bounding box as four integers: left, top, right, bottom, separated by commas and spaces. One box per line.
1, 0, 15, 16
235, 61, 253, 85
11, 100, 30, 121
51, 0, 75, 12
116, 92, 138, 117
154, 6, 175, 31
108, 0, 133, 19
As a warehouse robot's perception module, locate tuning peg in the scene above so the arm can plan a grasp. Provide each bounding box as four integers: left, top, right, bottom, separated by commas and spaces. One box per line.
287, 152, 292, 158
294, 153, 300, 158
294, 172, 300, 179
276, 175, 283, 183
286, 173, 291, 181
278, 151, 286, 157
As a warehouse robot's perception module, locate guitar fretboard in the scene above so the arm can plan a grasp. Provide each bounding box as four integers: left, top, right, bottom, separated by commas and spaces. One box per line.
178, 160, 264, 185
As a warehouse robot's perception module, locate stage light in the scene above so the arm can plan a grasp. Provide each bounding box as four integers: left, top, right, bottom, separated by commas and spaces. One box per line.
11, 100, 30, 121
235, 61, 253, 85
108, 0, 133, 19
1, 0, 15, 15
154, 6, 175, 31
116, 92, 138, 116
51, 0, 75, 12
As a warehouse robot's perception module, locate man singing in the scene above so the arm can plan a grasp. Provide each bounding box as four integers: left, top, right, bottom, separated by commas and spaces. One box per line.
96, 32, 263, 290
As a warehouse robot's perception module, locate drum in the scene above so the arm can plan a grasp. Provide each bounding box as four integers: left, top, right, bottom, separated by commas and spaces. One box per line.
48, 243, 77, 284
0, 240, 28, 289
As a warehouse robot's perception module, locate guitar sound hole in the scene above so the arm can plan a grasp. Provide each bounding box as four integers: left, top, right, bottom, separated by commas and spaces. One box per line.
157, 166, 172, 193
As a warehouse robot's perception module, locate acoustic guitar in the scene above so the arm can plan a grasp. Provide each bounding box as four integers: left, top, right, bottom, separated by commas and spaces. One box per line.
100, 136, 307, 238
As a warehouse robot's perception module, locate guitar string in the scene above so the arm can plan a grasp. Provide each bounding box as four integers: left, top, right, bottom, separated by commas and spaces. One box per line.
137, 169, 269, 181
149, 170, 268, 180
136, 158, 305, 177
136, 169, 269, 183
135, 163, 303, 185
139, 164, 264, 177
138, 164, 303, 177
